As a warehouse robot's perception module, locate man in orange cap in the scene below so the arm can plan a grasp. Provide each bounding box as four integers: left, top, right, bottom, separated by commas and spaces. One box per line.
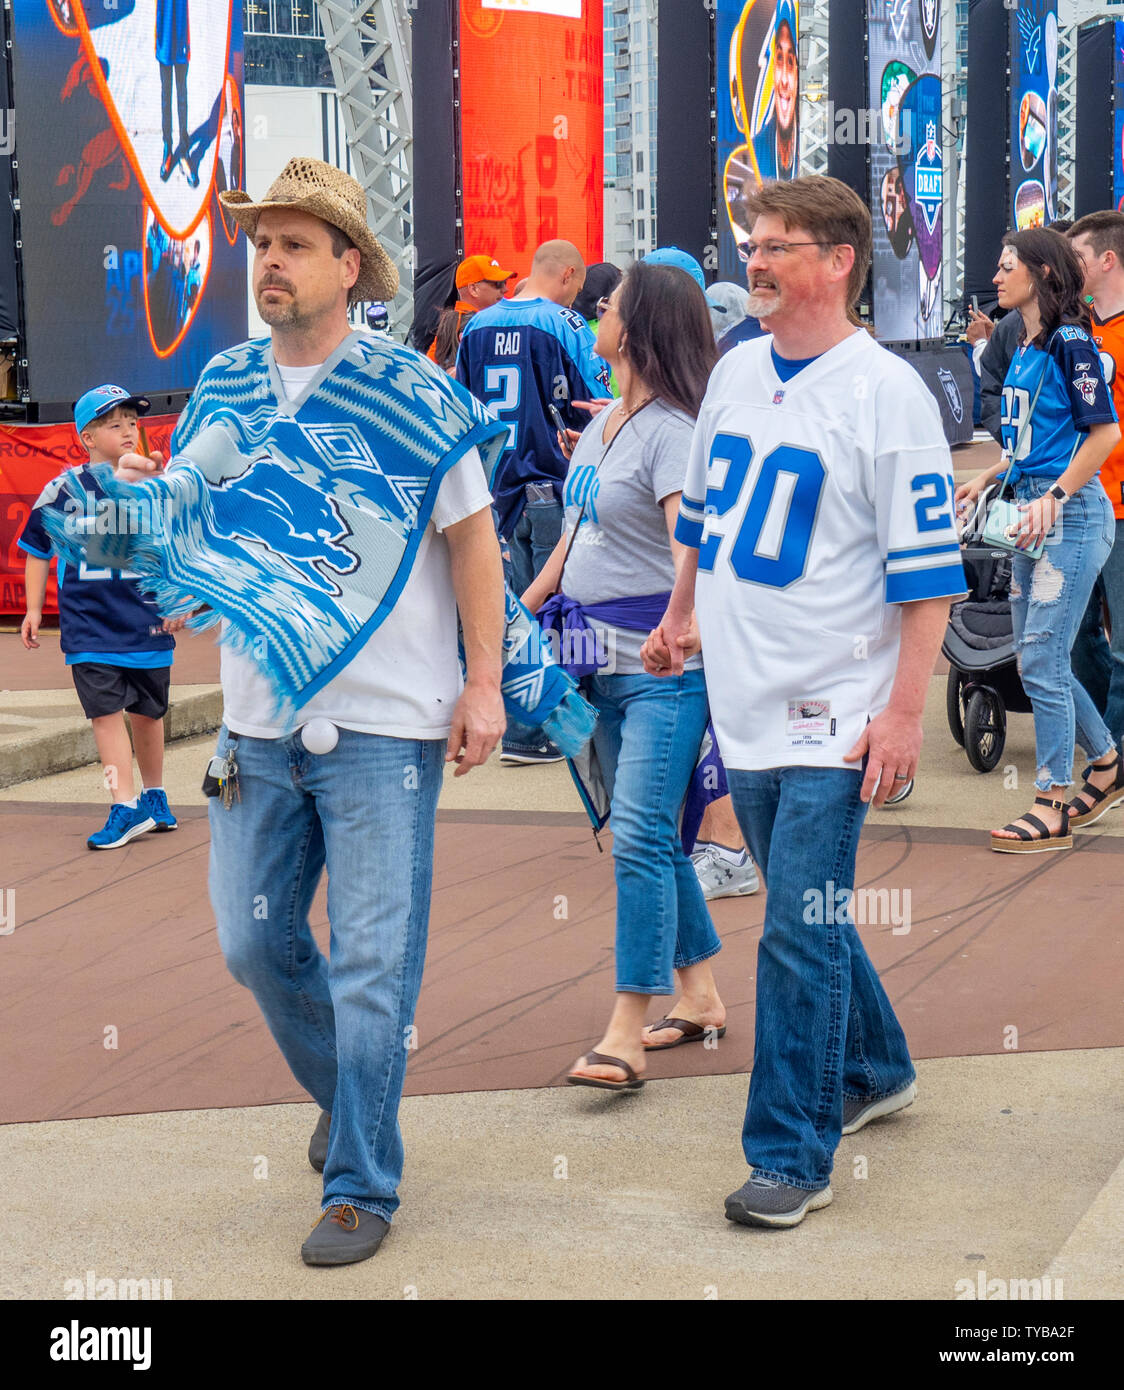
427, 254, 516, 365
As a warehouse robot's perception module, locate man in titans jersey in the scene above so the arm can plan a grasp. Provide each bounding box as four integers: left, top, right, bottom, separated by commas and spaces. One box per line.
457, 239, 611, 762
645, 177, 966, 1229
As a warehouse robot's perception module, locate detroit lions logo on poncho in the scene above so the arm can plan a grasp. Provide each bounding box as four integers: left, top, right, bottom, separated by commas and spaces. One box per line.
42, 331, 595, 752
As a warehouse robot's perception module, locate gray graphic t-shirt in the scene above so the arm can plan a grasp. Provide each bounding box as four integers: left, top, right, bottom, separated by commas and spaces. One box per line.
560, 397, 703, 674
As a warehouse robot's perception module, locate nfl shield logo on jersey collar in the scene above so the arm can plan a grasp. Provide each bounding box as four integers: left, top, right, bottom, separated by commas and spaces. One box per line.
772, 389, 785, 405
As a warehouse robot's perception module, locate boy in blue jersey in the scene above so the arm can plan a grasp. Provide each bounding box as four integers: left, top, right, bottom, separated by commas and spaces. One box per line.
457, 238, 611, 762
19, 385, 183, 850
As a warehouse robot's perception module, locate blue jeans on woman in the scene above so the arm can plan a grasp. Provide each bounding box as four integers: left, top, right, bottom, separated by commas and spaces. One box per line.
586, 670, 721, 993
208, 724, 444, 1220
725, 767, 915, 1190
1010, 476, 1116, 789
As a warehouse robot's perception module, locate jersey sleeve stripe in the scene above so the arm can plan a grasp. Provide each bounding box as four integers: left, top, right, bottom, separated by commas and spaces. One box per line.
886, 552, 967, 574
886, 541, 962, 561
681, 491, 706, 511
674, 515, 704, 549
17, 538, 52, 559
885, 564, 968, 604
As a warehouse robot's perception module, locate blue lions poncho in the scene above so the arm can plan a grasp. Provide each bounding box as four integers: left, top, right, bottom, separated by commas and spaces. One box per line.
43, 331, 595, 751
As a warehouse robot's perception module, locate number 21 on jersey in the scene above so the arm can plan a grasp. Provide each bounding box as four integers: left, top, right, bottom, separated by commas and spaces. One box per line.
698, 432, 826, 588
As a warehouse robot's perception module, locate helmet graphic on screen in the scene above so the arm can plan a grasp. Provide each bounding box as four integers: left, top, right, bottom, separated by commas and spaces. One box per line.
921, 0, 938, 60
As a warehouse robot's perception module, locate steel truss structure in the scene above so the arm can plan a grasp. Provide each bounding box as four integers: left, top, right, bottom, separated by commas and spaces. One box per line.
313, 0, 415, 332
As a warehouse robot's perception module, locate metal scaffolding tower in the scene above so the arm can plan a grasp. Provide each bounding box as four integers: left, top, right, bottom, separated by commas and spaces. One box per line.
314, 0, 415, 332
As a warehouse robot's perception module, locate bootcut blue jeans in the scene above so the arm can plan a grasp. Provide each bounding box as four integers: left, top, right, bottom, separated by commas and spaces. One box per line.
725, 766, 915, 1190
208, 724, 443, 1221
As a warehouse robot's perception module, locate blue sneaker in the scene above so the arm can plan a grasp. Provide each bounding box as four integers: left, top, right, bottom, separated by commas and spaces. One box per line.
140, 788, 178, 832
87, 802, 156, 851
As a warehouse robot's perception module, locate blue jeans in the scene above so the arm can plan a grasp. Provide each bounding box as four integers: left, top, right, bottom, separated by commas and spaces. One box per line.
1011, 478, 1116, 788
504, 494, 565, 752
726, 767, 915, 1190
208, 724, 444, 1220
1071, 519, 1124, 749
587, 670, 721, 992
1070, 576, 1110, 718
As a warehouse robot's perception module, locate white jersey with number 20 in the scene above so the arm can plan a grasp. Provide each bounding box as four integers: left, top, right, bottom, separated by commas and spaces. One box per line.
675, 329, 967, 771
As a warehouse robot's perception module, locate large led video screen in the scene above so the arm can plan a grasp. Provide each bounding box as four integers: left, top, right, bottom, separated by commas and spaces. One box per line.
716, 0, 800, 281
458, 0, 603, 281
9, 0, 246, 407
1009, 0, 1058, 229
867, 0, 943, 342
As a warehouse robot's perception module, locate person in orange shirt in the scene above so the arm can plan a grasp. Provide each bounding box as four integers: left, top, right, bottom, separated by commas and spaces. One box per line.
427, 254, 515, 370
1068, 213, 1124, 794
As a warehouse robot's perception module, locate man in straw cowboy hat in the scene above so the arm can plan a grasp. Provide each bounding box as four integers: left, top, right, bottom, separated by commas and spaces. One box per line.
103, 159, 516, 1264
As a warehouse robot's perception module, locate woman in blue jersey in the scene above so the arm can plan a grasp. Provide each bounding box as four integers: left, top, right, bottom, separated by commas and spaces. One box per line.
956, 229, 1122, 851
521, 262, 726, 1090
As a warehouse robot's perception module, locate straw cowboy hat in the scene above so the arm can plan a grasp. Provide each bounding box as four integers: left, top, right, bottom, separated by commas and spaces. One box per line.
219, 157, 399, 302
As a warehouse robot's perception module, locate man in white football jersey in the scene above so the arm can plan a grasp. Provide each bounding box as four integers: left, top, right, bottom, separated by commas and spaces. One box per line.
643, 176, 966, 1229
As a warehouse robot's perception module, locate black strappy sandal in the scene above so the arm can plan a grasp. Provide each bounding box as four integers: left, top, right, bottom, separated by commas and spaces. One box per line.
990, 796, 1073, 854
1067, 752, 1124, 829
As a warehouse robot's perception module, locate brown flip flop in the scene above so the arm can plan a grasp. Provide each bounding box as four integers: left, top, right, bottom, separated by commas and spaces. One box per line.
566, 1051, 645, 1091
643, 1017, 727, 1051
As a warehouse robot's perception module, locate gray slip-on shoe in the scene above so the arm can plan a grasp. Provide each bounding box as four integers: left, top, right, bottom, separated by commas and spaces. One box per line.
308, 1110, 331, 1173
300, 1205, 389, 1266
841, 1081, 916, 1136
724, 1173, 833, 1229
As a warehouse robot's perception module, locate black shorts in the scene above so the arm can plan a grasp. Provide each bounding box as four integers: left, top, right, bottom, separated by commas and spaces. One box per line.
71, 663, 171, 721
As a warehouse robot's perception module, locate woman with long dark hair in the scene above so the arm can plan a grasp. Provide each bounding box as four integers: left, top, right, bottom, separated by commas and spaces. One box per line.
521, 261, 726, 1089
956, 228, 1122, 851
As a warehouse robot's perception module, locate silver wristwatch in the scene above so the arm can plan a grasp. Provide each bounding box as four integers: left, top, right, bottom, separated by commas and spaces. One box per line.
1047, 483, 1068, 504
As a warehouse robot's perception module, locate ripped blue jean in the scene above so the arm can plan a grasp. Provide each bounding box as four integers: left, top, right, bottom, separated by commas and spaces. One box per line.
1010, 476, 1116, 790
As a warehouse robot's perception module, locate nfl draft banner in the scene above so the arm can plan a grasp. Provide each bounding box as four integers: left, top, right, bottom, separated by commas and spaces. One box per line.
867, 0, 943, 342
1009, 0, 1059, 229
716, 0, 800, 282
457, 0, 603, 279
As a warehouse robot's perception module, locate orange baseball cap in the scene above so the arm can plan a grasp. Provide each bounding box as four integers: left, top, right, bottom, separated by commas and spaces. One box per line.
456, 254, 516, 288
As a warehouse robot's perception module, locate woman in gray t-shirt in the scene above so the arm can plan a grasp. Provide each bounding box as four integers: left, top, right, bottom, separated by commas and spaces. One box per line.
522, 261, 728, 1091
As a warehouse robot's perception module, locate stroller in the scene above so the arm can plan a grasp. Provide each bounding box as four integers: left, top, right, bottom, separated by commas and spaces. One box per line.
941, 483, 1032, 771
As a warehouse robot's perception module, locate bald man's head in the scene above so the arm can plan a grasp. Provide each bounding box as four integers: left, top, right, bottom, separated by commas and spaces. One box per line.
517, 239, 587, 306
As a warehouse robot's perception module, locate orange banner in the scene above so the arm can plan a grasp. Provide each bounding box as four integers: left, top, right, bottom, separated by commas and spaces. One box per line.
458, 0, 604, 279
0, 415, 179, 616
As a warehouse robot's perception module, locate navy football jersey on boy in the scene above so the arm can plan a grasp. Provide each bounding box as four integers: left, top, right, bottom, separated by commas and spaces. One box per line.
1001, 325, 1118, 478
456, 298, 612, 538
18, 466, 174, 667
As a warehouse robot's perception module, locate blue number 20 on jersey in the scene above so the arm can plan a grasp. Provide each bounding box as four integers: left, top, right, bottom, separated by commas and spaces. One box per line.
697, 432, 826, 588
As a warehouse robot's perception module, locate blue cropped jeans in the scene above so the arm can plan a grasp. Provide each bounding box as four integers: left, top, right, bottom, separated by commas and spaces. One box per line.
586, 670, 722, 993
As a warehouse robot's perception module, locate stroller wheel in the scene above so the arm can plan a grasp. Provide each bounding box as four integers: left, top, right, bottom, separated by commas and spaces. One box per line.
946, 669, 967, 747
964, 687, 1006, 773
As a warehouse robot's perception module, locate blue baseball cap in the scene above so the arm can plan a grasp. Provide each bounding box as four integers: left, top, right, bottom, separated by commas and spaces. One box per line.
74, 384, 151, 434
644, 247, 706, 290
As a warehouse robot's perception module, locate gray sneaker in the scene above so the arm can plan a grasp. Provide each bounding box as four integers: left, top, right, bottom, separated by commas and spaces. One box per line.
841, 1081, 916, 1136
692, 844, 760, 900
301, 1204, 389, 1266
724, 1173, 833, 1229
308, 1109, 331, 1173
